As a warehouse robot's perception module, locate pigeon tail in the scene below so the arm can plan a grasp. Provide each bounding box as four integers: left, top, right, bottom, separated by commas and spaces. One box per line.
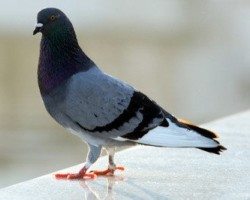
178, 119, 227, 154
134, 118, 226, 154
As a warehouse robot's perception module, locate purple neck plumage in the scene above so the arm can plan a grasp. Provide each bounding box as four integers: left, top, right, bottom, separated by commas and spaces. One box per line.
38, 33, 94, 96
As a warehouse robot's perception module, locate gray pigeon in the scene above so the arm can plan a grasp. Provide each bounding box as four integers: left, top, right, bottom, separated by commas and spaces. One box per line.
33, 8, 226, 179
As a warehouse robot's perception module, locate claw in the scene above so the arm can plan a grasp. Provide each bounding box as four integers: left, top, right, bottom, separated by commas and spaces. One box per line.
90, 166, 125, 176
115, 166, 125, 171
54, 172, 97, 180
54, 166, 125, 179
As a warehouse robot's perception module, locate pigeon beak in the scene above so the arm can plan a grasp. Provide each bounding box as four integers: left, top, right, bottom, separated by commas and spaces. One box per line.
33, 23, 43, 35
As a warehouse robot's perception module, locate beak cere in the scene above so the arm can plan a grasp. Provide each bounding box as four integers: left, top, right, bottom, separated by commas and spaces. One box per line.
33, 23, 43, 35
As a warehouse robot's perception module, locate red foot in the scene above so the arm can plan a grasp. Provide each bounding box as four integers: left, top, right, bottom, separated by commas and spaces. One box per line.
54, 172, 97, 180
90, 166, 125, 176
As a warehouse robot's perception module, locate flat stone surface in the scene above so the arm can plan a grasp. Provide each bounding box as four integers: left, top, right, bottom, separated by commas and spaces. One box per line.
0, 111, 250, 200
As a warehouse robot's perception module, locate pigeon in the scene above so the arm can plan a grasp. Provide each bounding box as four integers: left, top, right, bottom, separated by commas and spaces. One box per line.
33, 8, 226, 179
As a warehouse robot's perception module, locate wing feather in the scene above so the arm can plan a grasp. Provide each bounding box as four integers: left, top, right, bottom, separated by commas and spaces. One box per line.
62, 67, 166, 138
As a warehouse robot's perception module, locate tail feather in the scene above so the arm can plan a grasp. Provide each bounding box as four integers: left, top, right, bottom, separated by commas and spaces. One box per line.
178, 119, 227, 154
198, 145, 227, 155
134, 118, 220, 148
121, 112, 227, 155
178, 119, 218, 139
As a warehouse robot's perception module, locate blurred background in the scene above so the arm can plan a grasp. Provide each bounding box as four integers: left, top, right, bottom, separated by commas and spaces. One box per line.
0, 0, 249, 188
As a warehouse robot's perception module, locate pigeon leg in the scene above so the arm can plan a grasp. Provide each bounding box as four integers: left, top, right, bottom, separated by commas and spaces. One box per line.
90, 147, 124, 176
55, 144, 102, 180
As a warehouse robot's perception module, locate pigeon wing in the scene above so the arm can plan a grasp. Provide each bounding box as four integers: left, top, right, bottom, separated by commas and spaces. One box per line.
62, 67, 166, 139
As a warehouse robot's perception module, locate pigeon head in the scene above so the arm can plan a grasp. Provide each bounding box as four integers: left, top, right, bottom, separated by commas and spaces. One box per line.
33, 8, 73, 37
34, 8, 94, 96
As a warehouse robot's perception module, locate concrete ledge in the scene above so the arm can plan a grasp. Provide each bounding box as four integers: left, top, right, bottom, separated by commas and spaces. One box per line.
0, 111, 250, 199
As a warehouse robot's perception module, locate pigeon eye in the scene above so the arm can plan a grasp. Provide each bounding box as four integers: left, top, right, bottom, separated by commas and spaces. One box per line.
50, 15, 56, 21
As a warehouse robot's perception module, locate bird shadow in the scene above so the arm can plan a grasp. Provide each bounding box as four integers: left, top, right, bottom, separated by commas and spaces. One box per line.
78, 175, 125, 200
76, 175, 169, 200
